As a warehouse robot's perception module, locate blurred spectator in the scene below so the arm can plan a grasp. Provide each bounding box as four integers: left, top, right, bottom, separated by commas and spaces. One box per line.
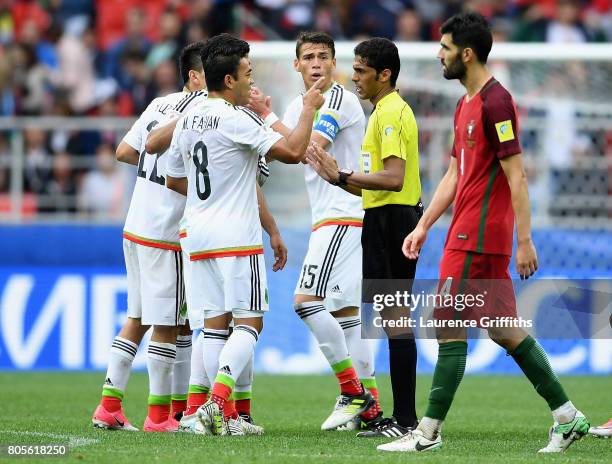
0, 132, 9, 191
0, 45, 13, 115
19, 17, 58, 69
12, 42, 51, 115
146, 9, 182, 69
547, 0, 590, 43
78, 143, 125, 219
40, 150, 77, 213
52, 22, 96, 113
347, 0, 414, 39
395, 7, 424, 41
121, 47, 151, 115
149, 59, 179, 99
0, 0, 13, 45
104, 8, 151, 90
23, 128, 51, 194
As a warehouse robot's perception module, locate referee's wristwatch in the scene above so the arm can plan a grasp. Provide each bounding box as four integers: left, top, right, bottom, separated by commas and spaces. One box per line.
336, 169, 353, 186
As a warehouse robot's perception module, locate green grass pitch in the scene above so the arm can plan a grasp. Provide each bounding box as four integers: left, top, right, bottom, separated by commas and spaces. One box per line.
0, 373, 609, 463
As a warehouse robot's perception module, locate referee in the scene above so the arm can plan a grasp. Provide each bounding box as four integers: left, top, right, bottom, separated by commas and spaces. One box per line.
307, 37, 422, 437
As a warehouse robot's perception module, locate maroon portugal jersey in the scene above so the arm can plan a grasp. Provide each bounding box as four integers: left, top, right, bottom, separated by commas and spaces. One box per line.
445, 77, 521, 257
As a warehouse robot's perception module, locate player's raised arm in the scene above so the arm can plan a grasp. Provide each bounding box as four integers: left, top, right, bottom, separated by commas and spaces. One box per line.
500, 153, 538, 279
256, 184, 287, 271
265, 77, 325, 164
248, 87, 332, 154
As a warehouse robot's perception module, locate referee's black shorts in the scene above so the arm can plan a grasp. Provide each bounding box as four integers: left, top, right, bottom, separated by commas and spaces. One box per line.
362, 203, 423, 280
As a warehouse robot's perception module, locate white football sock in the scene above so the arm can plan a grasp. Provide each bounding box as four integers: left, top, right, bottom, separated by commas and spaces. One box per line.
295, 302, 350, 366
234, 352, 254, 398
172, 334, 192, 400
189, 331, 210, 389
103, 336, 138, 398
147, 341, 176, 401
336, 315, 375, 380
418, 416, 443, 440
552, 400, 577, 424
202, 328, 229, 388
214, 325, 259, 386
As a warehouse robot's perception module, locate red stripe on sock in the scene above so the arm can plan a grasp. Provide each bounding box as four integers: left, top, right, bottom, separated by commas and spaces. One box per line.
148, 404, 171, 424
185, 393, 208, 415
101, 396, 122, 413
210, 383, 232, 411
236, 399, 250, 416
171, 400, 187, 417
224, 400, 238, 420
336, 367, 363, 395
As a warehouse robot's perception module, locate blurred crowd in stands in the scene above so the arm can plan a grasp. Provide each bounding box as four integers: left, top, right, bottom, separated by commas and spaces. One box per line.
0, 0, 611, 217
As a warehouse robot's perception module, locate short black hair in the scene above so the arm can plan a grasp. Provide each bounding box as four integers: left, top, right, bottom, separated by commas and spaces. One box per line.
295, 31, 335, 58
440, 12, 492, 64
201, 33, 250, 92
354, 38, 400, 87
179, 41, 205, 85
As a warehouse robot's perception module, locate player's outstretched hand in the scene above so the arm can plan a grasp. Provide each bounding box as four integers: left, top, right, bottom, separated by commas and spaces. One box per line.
402, 225, 427, 259
516, 238, 538, 280
270, 233, 288, 272
302, 76, 326, 110
306, 142, 338, 183
248, 87, 272, 116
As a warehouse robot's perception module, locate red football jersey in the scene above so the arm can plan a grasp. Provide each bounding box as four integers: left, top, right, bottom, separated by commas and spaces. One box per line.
445, 78, 521, 257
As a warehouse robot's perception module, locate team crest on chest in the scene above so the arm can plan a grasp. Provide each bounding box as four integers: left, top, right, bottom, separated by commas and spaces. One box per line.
466, 120, 476, 148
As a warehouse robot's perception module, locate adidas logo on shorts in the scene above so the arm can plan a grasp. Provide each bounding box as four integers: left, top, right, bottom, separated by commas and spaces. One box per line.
219, 365, 232, 376
330, 285, 342, 294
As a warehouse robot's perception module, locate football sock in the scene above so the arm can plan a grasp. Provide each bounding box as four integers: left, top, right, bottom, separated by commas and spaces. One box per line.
510, 335, 570, 412
389, 337, 419, 427
186, 332, 209, 416
360, 377, 381, 420
147, 341, 176, 423
101, 336, 138, 406
424, 341, 467, 422
552, 401, 578, 425
210, 325, 259, 411
171, 334, 192, 416
235, 394, 251, 416
418, 416, 443, 440
331, 359, 364, 396
234, 352, 253, 416
186, 385, 209, 416
202, 328, 229, 394
224, 398, 238, 420
295, 302, 356, 392
336, 315, 379, 411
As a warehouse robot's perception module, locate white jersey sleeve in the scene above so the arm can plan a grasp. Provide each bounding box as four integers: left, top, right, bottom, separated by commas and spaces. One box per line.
232, 107, 283, 159
166, 117, 188, 178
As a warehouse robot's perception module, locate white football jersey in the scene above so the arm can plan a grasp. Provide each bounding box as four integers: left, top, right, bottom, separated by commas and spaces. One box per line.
167, 98, 283, 260
122, 90, 207, 250
283, 83, 365, 231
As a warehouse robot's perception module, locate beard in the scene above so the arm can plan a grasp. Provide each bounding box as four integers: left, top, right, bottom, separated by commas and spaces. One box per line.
442, 57, 466, 80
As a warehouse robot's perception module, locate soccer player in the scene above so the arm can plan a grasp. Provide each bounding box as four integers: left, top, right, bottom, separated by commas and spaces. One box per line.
378, 12, 589, 452
177, 165, 285, 436
306, 37, 422, 438
91, 42, 208, 432
165, 33, 324, 435
248, 31, 379, 431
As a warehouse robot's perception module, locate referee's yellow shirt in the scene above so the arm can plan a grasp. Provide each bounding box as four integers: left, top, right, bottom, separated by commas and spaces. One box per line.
361, 91, 421, 210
